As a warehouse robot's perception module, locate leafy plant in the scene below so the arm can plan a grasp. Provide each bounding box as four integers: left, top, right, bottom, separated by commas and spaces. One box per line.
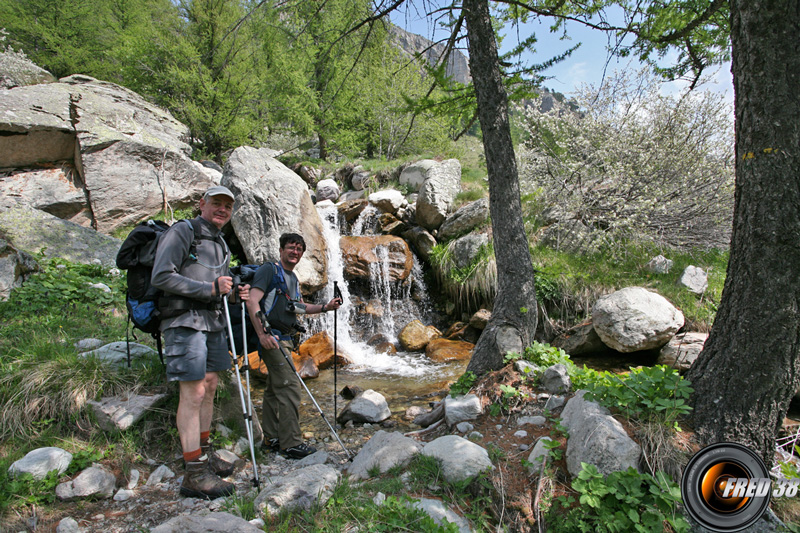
450, 371, 477, 397
582, 365, 693, 430
548, 463, 689, 533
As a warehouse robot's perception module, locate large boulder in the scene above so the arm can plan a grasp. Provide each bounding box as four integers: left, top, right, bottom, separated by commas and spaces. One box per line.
339, 235, 413, 282
254, 464, 340, 516
9, 447, 72, 480
151, 513, 263, 533
222, 146, 328, 294
415, 159, 462, 231
561, 391, 642, 477
0, 206, 120, 267
438, 198, 489, 241
348, 430, 423, 480
398, 159, 437, 192
450, 233, 489, 269
0, 50, 57, 89
422, 435, 493, 483
368, 190, 406, 215
591, 287, 684, 352
0, 75, 215, 233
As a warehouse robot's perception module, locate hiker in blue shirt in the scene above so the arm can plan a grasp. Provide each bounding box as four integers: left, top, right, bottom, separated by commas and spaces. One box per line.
246, 232, 341, 459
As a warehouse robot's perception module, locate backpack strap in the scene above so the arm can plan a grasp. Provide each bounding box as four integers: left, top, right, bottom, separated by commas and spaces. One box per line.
186, 218, 229, 262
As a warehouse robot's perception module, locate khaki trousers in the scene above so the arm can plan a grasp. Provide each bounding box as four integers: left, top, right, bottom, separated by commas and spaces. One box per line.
258, 340, 302, 450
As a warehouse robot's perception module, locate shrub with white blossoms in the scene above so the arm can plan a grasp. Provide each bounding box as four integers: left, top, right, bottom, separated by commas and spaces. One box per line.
518, 68, 734, 251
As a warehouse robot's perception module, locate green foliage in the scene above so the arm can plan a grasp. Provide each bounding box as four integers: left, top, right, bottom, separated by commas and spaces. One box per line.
548, 464, 689, 533
430, 240, 497, 315
450, 371, 477, 397
582, 366, 693, 430
0, 255, 124, 316
519, 341, 579, 378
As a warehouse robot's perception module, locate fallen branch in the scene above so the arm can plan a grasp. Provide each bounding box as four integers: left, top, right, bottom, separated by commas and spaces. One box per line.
404, 418, 444, 437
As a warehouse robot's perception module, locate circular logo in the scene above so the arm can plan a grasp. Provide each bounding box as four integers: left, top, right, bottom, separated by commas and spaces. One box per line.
682, 442, 771, 532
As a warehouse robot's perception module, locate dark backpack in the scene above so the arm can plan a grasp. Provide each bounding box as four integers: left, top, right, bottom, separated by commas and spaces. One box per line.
115, 218, 215, 366
227, 264, 260, 352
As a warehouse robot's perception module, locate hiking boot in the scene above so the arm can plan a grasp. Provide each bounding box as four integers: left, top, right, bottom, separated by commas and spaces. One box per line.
281, 443, 316, 459
261, 438, 280, 453
201, 444, 235, 477
180, 456, 235, 500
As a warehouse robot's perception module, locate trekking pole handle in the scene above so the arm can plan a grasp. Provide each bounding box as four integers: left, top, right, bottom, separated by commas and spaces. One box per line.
230, 274, 242, 304
333, 281, 343, 301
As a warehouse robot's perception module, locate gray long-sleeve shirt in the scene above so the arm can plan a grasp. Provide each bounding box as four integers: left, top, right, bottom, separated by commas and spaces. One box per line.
150, 216, 229, 332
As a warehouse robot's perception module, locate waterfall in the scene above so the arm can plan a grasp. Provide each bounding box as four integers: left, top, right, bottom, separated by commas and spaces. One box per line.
306, 202, 442, 378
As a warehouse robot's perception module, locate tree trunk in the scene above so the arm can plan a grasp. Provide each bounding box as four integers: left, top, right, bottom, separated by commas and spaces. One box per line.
462, 0, 538, 376
318, 133, 328, 161
686, 1, 800, 466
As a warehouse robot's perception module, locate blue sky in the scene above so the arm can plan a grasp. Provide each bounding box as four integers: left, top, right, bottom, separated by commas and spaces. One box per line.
389, 7, 733, 104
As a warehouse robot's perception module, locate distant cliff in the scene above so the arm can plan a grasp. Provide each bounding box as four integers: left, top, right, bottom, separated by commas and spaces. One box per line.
389, 24, 471, 85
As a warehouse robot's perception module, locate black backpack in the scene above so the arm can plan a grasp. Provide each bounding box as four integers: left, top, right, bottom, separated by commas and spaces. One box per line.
116, 218, 213, 366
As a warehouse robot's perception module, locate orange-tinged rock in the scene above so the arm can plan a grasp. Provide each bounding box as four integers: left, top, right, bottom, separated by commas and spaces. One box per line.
425, 338, 474, 363
247, 351, 268, 380
340, 235, 413, 281
398, 319, 441, 351
298, 331, 352, 370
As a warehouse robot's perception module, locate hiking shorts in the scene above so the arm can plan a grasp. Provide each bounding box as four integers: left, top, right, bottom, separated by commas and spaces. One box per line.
163, 327, 230, 382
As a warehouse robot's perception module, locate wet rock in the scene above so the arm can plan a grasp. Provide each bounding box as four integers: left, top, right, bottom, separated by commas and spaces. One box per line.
340, 235, 413, 282
315, 178, 340, 202
375, 342, 397, 355
402, 226, 437, 263
247, 350, 269, 380
369, 189, 406, 215
337, 389, 391, 424
468, 309, 492, 330
338, 198, 368, 223
425, 338, 474, 363
423, 435, 493, 483
398, 320, 441, 351
299, 331, 352, 370
9, 447, 72, 480
348, 430, 423, 480
341, 385, 363, 400
592, 287, 684, 352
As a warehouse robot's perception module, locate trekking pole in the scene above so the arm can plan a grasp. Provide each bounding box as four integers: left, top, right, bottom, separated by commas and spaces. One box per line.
236, 278, 258, 484
333, 281, 342, 422
256, 311, 352, 461
223, 290, 261, 488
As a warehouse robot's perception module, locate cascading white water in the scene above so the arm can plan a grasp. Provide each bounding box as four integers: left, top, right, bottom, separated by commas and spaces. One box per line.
306, 202, 444, 378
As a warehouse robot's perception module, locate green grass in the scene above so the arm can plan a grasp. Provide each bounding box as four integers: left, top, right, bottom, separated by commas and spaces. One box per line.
531, 243, 728, 329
